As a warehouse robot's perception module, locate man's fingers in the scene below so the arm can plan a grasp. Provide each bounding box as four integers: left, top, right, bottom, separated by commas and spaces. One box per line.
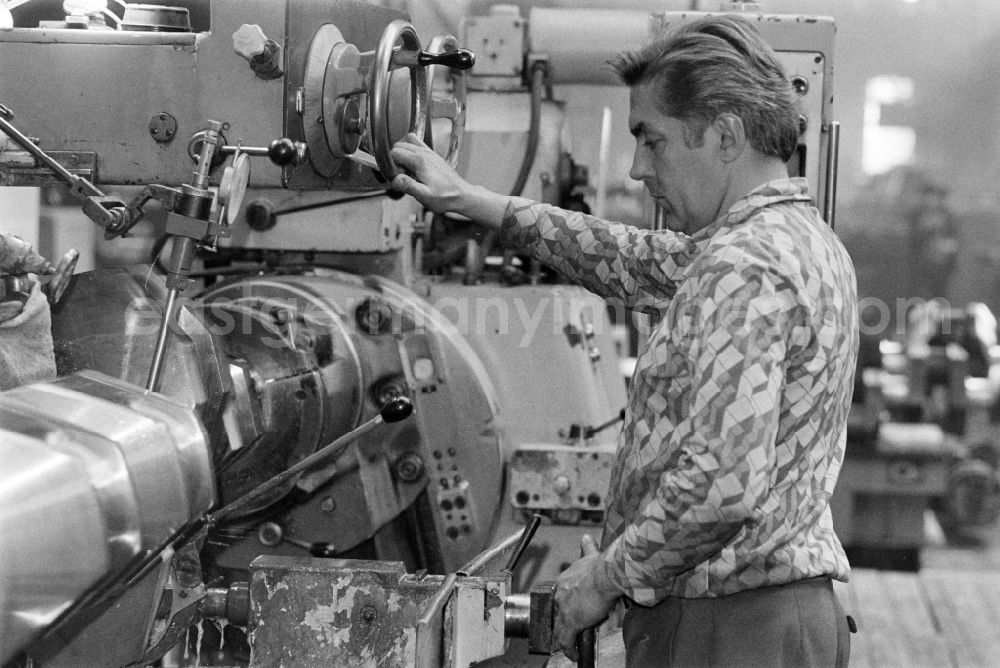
554, 603, 587, 663
390, 147, 418, 170
400, 132, 429, 148
391, 173, 425, 199
581, 533, 599, 557
556, 625, 580, 662
391, 173, 414, 194
0, 301, 24, 323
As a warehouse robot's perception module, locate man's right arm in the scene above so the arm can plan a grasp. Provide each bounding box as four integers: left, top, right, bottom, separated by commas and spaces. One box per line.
499, 199, 696, 310
391, 133, 696, 309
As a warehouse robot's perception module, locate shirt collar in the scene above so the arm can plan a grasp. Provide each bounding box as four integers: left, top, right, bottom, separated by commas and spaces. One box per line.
688, 177, 814, 245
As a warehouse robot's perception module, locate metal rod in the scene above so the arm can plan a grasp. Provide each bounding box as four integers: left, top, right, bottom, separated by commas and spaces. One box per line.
577, 627, 596, 668
145, 286, 179, 391
192, 121, 222, 190
504, 514, 542, 573
0, 110, 101, 196
823, 121, 840, 230
414, 571, 458, 668
221, 144, 267, 156
210, 413, 386, 522
458, 527, 524, 577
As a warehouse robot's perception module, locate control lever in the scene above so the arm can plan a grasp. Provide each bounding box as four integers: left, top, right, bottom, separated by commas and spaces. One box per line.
257, 521, 338, 558
584, 408, 626, 439
219, 137, 306, 166
504, 513, 542, 574
576, 626, 596, 668
211, 396, 413, 522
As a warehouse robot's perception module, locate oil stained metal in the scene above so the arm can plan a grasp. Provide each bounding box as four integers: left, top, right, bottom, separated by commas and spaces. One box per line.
248, 556, 445, 667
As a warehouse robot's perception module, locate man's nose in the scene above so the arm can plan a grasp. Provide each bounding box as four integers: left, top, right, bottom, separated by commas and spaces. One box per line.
629, 149, 650, 183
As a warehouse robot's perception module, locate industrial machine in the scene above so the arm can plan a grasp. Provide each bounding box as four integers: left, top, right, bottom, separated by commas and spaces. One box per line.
0, 2, 839, 666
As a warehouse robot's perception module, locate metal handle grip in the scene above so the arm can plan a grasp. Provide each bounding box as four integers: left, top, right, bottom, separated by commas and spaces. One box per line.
577, 626, 596, 668
417, 48, 475, 69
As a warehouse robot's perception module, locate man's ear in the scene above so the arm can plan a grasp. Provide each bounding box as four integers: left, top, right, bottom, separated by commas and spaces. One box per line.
713, 113, 746, 162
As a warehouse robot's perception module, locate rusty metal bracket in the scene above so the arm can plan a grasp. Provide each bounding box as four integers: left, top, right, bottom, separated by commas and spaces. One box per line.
0, 150, 98, 186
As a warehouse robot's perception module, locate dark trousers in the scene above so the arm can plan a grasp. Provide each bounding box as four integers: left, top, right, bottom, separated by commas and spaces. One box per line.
622, 577, 851, 667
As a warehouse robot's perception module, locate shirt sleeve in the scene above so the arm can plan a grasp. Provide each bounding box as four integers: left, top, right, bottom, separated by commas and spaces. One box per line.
601, 259, 799, 605
498, 200, 698, 313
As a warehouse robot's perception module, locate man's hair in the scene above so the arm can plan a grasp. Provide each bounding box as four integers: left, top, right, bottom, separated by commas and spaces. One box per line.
611, 15, 801, 162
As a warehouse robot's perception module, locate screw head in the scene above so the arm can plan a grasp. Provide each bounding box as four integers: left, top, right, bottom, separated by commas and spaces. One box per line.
359, 605, 378, 625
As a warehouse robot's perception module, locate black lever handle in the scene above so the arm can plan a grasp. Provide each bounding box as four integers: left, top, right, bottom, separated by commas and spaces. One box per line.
504, 513, 542, 573
381, 396, 414, 423
417, 48, 475, 70
220, 137, 301, 166
585, 407, 627, 439
265, 138, 299, 166
576, 627, 596, 668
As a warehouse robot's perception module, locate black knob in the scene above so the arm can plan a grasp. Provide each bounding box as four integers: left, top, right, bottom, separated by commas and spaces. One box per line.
380, 396, 413, 423
245, 199, 276, 231
267, 137, 298, 166
417, 48, 475, 70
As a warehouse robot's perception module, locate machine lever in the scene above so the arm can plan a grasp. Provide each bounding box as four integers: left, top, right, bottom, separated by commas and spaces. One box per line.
221, 137, 305, 166
504, 513, 542, 574
212, 396, 413, 522
576, 627, 596, 668
416, 48, 475, 70
584, 407, 626, 439
257, 521, 338, 558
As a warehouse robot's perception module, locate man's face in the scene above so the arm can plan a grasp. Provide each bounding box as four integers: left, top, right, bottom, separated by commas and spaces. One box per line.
628, 82, 726, 235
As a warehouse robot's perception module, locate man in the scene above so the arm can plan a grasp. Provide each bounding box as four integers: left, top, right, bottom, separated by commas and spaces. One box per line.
391, 14, 857, 667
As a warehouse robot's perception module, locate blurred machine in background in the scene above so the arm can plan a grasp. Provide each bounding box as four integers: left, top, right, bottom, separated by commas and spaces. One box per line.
0, 2, 838, 666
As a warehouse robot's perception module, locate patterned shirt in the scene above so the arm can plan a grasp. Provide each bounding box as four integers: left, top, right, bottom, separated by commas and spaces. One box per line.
500, 178, 858, 604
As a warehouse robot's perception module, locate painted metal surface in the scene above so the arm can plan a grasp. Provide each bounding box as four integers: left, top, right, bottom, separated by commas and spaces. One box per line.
248, 557, 443, 667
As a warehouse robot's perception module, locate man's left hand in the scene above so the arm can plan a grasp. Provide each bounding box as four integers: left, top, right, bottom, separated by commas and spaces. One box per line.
553, 534, 621, 662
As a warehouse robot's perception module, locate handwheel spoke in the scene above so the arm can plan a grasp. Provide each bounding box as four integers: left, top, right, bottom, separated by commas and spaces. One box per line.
430, 96, 460, 121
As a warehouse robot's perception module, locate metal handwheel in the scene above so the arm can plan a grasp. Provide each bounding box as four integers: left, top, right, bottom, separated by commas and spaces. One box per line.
368, 20, 428, 180
424, 33, 469, 169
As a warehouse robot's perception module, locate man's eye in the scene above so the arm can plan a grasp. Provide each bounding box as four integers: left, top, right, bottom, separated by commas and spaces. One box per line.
644, 138, 664, 150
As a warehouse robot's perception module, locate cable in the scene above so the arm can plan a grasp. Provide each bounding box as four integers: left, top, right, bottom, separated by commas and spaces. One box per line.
510, 60, 546, 198
472, 60, 547, 282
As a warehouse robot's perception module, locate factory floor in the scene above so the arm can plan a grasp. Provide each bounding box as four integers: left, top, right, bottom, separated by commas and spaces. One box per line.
497, 511, 1000, 667
836, 512, 1000, 668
